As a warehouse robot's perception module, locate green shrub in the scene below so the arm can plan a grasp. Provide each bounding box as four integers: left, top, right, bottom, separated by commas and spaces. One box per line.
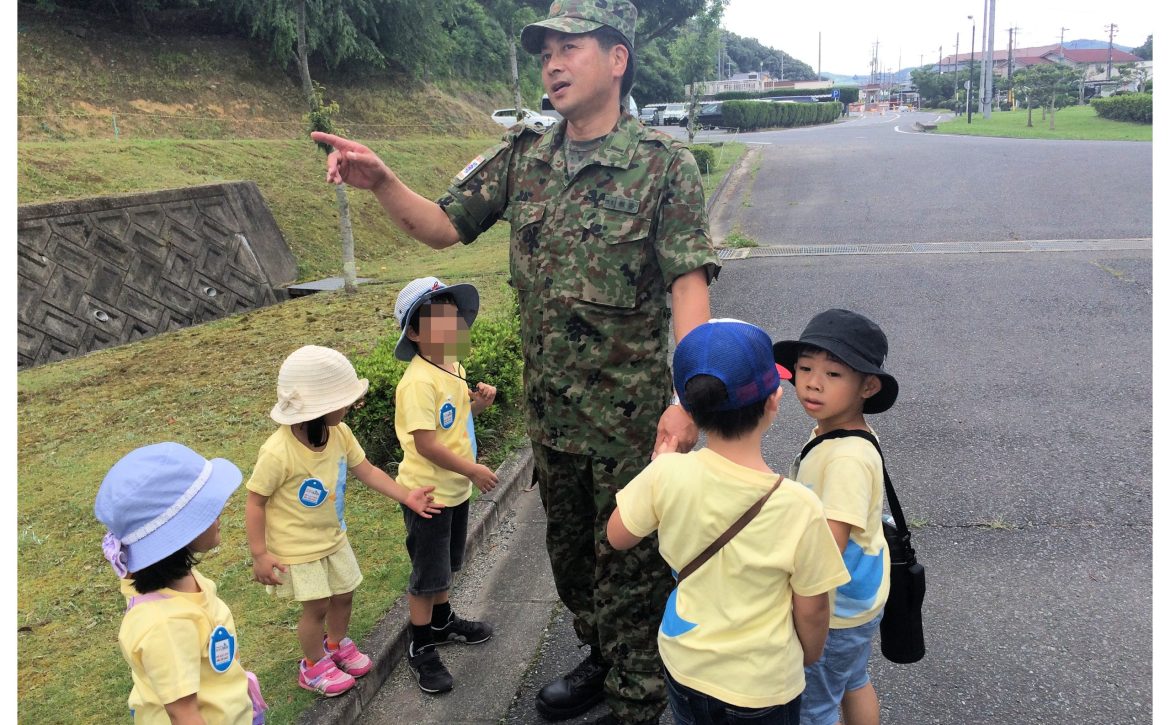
722, 100, 843, 131
711, 87, 859, 105
1090, 93, 1153, 123
349, 291, 524, 469
689, 144, 716, 173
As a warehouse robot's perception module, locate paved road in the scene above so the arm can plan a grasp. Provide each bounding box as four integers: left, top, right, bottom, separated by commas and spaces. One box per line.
361, 113, 1152, 725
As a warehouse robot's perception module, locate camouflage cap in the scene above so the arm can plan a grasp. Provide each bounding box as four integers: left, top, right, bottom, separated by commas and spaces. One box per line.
520, 0, 637, 55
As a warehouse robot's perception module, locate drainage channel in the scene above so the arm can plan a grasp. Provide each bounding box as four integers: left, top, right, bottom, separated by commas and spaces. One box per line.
717, 238, 1152, 260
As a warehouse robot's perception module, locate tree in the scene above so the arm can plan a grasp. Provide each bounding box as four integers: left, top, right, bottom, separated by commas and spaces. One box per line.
1014, 64, 1079, 129
483, 0, 541, 121
671, 0, 725, 143
910, 66, 965, 109
284, 0, 357, 292
1132, 34, 1152, 61
633, 38, 683, 103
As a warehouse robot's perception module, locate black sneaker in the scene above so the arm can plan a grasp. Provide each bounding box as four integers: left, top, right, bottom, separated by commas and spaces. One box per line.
406, 645, 453, 694
431, 614, 494, 645
535, 649, 608, 720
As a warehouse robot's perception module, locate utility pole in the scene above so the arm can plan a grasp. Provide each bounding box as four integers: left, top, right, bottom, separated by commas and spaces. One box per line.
968, 15, 976, 123
1106, 23, 1117, 79
1060, 26, 1068, 61
982, 0, 995, 117
818, 31, 822, 81
1006, 26, 1015, 105
939, 45, 943, 74
954, 32, 960, 98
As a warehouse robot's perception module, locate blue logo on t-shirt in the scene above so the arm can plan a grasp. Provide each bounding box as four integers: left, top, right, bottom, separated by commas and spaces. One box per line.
208, 626, 236, 673
660, 570, 698, 638
335, 458, 348, 532
834, 539, 885, 618
298, 478, 328, 508
439, 401, 457, 430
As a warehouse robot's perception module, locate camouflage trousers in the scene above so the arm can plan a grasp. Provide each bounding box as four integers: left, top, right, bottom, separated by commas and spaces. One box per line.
533, 442, 674, 724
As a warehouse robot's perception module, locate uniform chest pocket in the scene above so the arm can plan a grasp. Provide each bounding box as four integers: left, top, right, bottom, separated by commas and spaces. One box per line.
578, 207, 653, 309
508, 201, 546, 292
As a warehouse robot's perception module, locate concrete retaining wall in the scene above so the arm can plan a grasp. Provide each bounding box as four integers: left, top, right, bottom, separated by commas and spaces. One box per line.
17, 181, 297, 369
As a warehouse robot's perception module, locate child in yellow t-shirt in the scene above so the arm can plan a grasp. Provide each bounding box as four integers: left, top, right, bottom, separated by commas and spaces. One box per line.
95, 442, 263, 724
245, 345, 443, 698
391, 276, 498, 694
608, 319, 850, 721
773, 308, 900, 725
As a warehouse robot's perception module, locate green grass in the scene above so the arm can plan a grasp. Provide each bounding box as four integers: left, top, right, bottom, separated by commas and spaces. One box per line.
18, 137, 511, 281
724, 228, 760, 248
700, 142, 747, 200
933, 104, 1152, 141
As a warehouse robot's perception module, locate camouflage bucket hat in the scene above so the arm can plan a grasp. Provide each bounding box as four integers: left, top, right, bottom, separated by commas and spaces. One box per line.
520, 0, 637, 55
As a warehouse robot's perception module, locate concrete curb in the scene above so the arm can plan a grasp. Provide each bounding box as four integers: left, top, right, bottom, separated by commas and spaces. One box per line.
298, 445, 535, 725
705, 146, 747, 213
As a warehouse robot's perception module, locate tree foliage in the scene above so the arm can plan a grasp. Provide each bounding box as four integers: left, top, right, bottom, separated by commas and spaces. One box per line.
1132, 34, 1152, 61
723, 31, 814, 81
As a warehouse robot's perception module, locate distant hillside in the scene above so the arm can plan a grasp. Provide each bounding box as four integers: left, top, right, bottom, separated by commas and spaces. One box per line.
16, 5, 504, 143
1065, 39, 1134, 52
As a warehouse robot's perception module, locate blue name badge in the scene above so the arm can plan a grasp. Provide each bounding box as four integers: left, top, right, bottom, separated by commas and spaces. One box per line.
298, 478, 328, 508
208, 626, 236, 673
439, 401, 457, 430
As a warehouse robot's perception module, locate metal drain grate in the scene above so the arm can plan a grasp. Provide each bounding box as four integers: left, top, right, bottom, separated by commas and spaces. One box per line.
717, 238, 1152, 260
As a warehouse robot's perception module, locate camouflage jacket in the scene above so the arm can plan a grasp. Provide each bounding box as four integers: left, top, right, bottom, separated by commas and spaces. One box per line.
438, 113, 720, 457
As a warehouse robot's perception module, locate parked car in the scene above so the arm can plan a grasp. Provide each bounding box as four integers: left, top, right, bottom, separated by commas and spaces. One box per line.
491, 108, 558, 130
639, 103, 666, 125
678, 101, 725, 130
661, 103, 687, 124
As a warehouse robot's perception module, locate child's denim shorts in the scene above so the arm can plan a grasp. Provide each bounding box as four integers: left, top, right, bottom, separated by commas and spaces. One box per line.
401, 499, 469, 595
801, 614, 882, 725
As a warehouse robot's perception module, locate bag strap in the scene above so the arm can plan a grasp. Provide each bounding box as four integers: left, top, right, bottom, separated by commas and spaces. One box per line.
676, 475, 783, 584
798, 429, 909, 539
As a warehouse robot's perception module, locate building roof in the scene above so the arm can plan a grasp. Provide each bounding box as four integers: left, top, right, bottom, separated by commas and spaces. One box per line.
1046, 47, 1142, 64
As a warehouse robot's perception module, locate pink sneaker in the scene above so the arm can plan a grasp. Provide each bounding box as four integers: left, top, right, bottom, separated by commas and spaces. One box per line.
327, 637, 372, 678
298, 656, 355, 697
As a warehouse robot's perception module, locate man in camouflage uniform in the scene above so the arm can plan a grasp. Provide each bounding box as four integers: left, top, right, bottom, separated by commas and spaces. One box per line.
312, 2, 719, 722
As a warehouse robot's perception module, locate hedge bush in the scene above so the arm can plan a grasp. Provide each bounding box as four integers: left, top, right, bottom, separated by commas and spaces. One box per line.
348, 291, 524, 468
722, 100, 843, 131
1090, 93, 1153, 123
712, 87, 860, 105
689, 144, 716, 173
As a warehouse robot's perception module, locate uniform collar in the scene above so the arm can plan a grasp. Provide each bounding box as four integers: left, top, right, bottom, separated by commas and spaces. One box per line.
527, 112, 643, 171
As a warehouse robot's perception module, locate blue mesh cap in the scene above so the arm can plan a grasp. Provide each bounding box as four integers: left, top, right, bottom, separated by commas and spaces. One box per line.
672, 319, 781, 412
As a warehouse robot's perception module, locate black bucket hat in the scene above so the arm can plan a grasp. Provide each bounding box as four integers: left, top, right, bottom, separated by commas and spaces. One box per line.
772, 309, 899, 414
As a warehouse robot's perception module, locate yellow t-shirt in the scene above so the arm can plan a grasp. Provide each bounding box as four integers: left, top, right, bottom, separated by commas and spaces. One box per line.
615, 448, 850, 708
790, 429, 891, 629
394, 355, 474, 506
245, 423, 366, 564
118, 569, 251, 724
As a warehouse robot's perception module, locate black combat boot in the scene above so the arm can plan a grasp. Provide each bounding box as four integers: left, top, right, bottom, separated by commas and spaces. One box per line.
535, 647, 608, 720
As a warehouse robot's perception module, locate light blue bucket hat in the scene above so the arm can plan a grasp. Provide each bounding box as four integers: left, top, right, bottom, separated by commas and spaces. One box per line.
95, 442, 242, 577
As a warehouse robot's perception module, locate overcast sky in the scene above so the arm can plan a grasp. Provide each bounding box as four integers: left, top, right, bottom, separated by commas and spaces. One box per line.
720, 0, 1156, 78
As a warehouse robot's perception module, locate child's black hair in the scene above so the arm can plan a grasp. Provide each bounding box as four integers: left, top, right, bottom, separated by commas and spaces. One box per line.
796, 343, 850, 369
304, 415, 328, 447
408, 292, 459, 335
683, 374, 769, 440
131, 547, 200, 594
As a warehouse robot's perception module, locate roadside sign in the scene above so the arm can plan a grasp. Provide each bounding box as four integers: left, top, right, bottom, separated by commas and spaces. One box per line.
832, 89, 840, 99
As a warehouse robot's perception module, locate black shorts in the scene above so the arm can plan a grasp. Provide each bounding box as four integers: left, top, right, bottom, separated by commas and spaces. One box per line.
402, 499, 470, 595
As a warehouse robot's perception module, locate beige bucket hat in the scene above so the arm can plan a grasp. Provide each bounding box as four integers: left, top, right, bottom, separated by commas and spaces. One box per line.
270, 345, 370, 425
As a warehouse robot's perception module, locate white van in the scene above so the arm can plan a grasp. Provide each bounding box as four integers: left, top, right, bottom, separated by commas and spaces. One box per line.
541, 94, 638, 121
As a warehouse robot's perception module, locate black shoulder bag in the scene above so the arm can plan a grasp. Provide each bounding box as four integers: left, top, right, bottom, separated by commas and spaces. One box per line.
798, 429, 926, 664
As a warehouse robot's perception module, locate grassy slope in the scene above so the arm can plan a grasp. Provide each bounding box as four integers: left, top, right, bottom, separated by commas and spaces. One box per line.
16, 8, 746, 721
933, 104, 1152, 141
